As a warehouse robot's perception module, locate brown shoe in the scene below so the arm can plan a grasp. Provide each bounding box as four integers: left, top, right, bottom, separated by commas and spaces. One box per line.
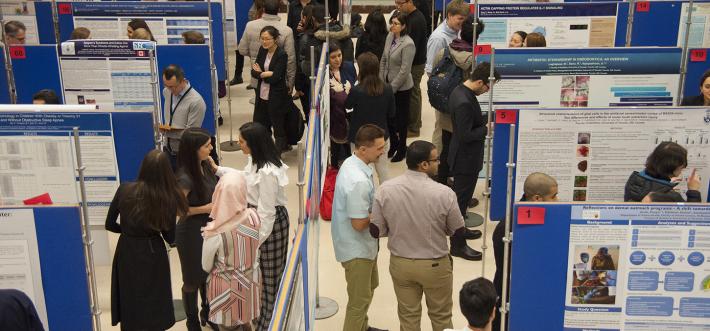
407, 130, 420, 138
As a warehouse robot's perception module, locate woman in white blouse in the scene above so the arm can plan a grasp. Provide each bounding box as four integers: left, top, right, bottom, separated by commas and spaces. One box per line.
207, 122, 289, 331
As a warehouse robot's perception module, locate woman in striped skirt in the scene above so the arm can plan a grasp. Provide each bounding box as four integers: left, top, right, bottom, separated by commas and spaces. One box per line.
209, 122, 290, 331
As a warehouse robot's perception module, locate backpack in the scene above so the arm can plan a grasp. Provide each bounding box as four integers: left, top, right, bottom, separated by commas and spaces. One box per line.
427, 48, 464, 113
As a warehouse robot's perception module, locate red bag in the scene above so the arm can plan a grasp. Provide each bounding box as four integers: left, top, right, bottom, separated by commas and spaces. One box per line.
319, 167, 339, 221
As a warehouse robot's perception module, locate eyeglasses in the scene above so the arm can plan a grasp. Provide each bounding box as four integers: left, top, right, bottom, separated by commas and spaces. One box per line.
427, 158, 440, 163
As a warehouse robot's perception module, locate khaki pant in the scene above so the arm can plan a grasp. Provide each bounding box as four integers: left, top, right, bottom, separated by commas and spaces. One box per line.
390, 255, 453, 331
408, 64, 426, 133
342, 258, 379, 331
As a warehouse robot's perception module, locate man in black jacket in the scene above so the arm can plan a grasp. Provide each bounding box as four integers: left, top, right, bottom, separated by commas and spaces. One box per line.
448, 62, 499, 260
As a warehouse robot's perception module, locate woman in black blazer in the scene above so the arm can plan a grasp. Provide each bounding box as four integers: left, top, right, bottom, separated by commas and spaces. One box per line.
252, 25, 290, 152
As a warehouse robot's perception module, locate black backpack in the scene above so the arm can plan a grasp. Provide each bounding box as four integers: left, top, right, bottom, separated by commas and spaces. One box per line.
427, 48, 464, 113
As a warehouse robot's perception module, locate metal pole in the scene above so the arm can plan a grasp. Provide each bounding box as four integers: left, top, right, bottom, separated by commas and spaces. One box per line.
480, 47, 495, 277
677, 0, 695, 105
310, 46, 316, 110
472, 0, 478, 66
206, 0, 223, 158
220, 0, 240, 152
298, 141, 305, 225
499, 123, 516, 331
72, 127, 102, 331
50, 0, 61, 43
1, 21, 18, 104
148, 47, 162, 150
431, 0, 436, 33
625, 0, 635, 47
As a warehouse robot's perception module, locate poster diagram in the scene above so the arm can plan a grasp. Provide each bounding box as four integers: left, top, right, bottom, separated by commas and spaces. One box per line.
515, 108, 710, 203
564, 205, 710, 330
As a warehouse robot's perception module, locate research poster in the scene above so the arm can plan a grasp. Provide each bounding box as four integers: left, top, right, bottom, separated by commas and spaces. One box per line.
564, 205, 710, 330
478, 3, 620, 48
678, 3, 710, 48
69, 2, 211, 44
0, 1, 39, 45
515, 108, 710, 203
0, 112, 120, 225
0, 208, 48, 330
480, 48, 681, 112
59, 40, 156, 111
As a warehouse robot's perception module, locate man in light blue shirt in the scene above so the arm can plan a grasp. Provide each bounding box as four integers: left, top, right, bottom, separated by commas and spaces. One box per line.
331, 124, 387, 331
425, 0, 470, 75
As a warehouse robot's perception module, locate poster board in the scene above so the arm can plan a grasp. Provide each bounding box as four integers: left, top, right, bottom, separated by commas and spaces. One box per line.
510, 203, 710, 330
478, 2, 629, 48
0, 1, 56, 44
0, 206, 91, 331
2, 45, 64, 104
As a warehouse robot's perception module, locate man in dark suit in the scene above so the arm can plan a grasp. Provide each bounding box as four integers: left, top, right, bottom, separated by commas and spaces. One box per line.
447, 62, 500, 260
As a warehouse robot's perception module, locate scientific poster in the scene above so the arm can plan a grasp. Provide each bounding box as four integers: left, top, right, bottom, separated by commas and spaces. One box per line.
0, 1, 39, 45
515, 108, 710, 203
0, 208, 48, 330
478, 3, 620, 48
678, 3, 710, 48
480, 48, 681, 112
0, 112, 120, 225
59, 40, 156, 111
70, 2, 211, 44
564, 205, 710, 330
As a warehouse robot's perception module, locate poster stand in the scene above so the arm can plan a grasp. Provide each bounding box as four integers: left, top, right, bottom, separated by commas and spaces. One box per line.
479, 47, 496, 274
50, 0, 60, 43
220, 4, 240, 152
207, 0, 223, 158
498, 123, 516, 331
148, 48, 162, 150
1, 21, 18, 104
625, 0, 636, 47
72, 127, 102, 331
310, 44, 338, 321
677, 0, 695, 104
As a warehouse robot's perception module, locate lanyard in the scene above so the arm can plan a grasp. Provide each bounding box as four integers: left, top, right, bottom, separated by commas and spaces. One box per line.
168, 86, 193, 126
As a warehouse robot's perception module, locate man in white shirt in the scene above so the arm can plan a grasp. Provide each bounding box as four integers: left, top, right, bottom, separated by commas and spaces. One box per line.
445, 277, 497, 331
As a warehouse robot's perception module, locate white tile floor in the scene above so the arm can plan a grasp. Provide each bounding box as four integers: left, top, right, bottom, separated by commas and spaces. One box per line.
95, 46, 497, 331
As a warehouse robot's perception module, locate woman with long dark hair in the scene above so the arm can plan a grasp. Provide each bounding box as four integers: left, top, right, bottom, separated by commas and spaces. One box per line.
380, 11, 415, 162
345, 52, 396, 183
175, 128, 218, 331
127, 19, 156, 42
328, 41, 357, 167
252, 25, 291, 153
208, 122, 289, 331
106, 150, 188, 331
355, 9, 388, 60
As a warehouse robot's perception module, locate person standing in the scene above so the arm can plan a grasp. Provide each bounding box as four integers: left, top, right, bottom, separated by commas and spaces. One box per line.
3, 21, 26, 44
346, 53, 396, 184
210, 122, 290, 331
252, 26, 292, 152
394, 0, 428, 137
175, 128, 218, 331
370, 141, 480, 331
355, 10, 388, 61
444, 278, 498, 331
448, 62, 499, 261
328, 42, 357, 167
331, 124, 388, 331
160, 64, 207, 169
380, 12, 415, 162
202, 171, 262, 331
106, 150, 188, 331
238, 0, 296, 91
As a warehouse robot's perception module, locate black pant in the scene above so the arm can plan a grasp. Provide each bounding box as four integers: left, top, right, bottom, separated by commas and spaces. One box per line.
438, 129, 452, 184
234, 50, 244, 78
390, 89, 411, 154
295, 72, 310, 121
254, 96, 287, 140
450, 172, 478, 249
330, 141, 351, 168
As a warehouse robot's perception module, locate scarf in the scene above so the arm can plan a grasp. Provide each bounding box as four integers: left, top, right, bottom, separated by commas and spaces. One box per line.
203, 171, 260, 238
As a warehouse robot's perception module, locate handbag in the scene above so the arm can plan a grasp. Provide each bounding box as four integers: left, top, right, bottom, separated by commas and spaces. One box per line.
286, 101, 306, 145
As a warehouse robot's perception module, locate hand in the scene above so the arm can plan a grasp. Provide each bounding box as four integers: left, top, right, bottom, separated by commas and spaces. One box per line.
344, 81, 352, 94
330, 79, 344, 93
206, 156, 218, 173
687, 168, 701, 191
260, 71, 273, 78
252, 63, 262, 73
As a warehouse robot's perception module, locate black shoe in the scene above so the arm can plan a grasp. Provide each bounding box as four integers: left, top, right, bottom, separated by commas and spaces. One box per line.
450, 245, 483, 261
469, 197, 479, 208
367, 327, 388, 331
387, 148, 396, 158
229, 76, 243, 86
246, 85, 255, 90
462, 228, 482, 240
218, 116, 224, 126
391, 150, 406, 163
182, 290, 201, 331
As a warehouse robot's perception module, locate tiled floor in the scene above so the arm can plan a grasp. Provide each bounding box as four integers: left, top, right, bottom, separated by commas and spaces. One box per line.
96, 41, 496, 331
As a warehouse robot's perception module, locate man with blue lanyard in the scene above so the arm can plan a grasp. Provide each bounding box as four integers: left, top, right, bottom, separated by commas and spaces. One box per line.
160, 64, 207, 168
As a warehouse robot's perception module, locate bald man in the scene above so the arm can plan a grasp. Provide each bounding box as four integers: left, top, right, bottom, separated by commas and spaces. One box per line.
492, 172, 558, 331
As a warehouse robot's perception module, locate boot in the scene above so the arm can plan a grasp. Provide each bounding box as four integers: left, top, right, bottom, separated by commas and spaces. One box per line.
275, 136, 290, 153
200, 285, 219, 330
182, 289, 201, 331
230, 51, 244, 85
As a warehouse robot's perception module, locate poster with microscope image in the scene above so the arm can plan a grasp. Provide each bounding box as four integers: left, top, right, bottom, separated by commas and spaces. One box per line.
515, 108, 710, 203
